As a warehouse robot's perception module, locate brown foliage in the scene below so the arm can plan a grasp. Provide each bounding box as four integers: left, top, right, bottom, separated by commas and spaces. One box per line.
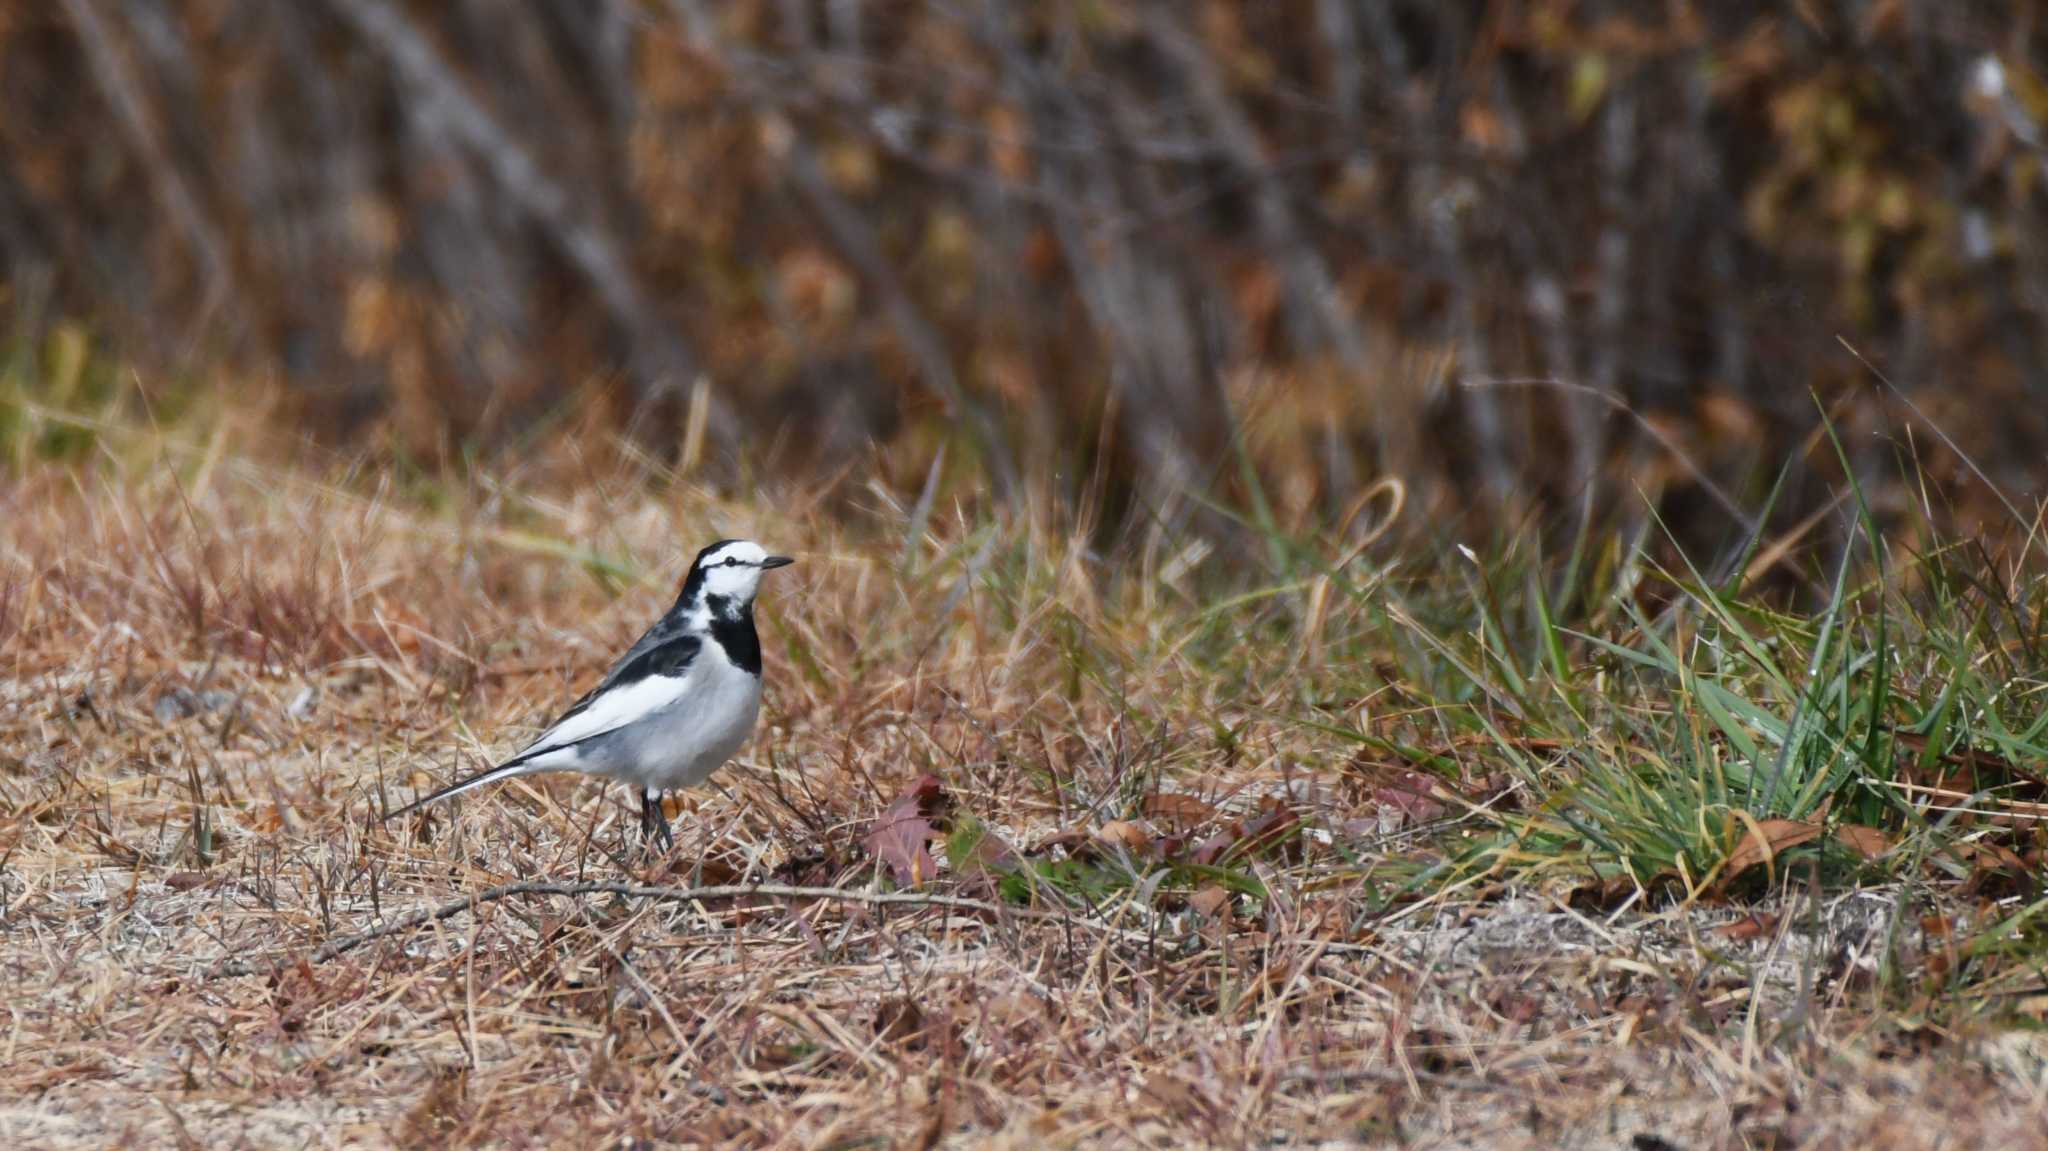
2, 3, 2044, 538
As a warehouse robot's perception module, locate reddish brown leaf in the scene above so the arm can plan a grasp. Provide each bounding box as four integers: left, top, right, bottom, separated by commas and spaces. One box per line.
1371, 770, 1448, 825
1023, 829, 1092, 857
957, 824, 1019, 872
770, 851, 839, 888
1095, 820, 1152, 856
953, 821, 1021, 897
1469, 773, 1521, 811
1141, 792, 1217, 828
874, 996, 927, 1045
1893, 730, 2048, 790
1954, 840, 2028, 870
1833, 824, 1894, 860
1190, 801, 1301, 866
1189, 826, 1239, 866
1566, 875, 1641, 912
1187, 884, 1232, 919
1345, 754, 1452, 828
1241, 801, 1303, 858
1949, 840, 2034, 897
864, 775, 948, 888
1712, 912, 1780, 941
1719, 818, 1824, 884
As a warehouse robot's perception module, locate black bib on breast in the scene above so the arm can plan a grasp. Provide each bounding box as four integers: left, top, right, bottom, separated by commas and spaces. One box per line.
704, 594, 762, 675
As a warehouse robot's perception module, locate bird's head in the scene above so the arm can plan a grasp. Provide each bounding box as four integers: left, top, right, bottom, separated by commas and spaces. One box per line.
679, 539, 794, 613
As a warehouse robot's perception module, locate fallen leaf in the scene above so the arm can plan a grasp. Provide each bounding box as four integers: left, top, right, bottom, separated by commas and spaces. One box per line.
1141, 793, 1216, 828
1949, 840, 2028, 871
1948, 839, 2035, 897
1023, 829, 1092, 857
1141, 1072, 1210, 1115
1345, 752, 1455, 829
1189, 826, 1238, 866
1246, 800, 1304, 855
1371, 771, 1448, 825
1718, 818, 1824, 885
1833, 824, 1894, 860
1188, 884, 1232, 919
956, 822, 1019, 871
1566, 874, 1641, 912
1190, 801, 1301, 867
1469, 773, 1520, 811
400, 1065, 469, 1146
1893, 730, 2048, 789
1156, 827, 1202, 860
771, 850, 839, 888
1712, 912, 1780, 941
952, 819, 1021, 896
1095, 820, 1153, 856
874, 996, 927, 1045
864, 775, 949, 888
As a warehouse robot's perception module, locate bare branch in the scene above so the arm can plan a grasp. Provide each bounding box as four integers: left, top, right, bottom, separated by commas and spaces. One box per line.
209, 879, 1120, 978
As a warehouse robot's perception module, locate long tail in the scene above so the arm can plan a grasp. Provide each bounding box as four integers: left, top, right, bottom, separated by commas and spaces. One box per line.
382, 755, 548, 822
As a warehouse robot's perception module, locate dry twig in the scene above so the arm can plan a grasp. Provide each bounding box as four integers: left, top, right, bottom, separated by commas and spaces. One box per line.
209, 880, 1093, 979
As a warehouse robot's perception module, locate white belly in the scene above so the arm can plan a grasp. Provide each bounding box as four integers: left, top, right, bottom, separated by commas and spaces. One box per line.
538, 643, 763, 791
623, 657, 762, 790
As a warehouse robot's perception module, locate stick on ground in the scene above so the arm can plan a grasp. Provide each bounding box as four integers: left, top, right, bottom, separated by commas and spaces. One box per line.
209, 881, 1084, 979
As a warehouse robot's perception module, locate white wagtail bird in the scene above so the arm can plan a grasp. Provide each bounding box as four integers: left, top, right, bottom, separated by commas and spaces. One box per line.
385, 539, 795, 849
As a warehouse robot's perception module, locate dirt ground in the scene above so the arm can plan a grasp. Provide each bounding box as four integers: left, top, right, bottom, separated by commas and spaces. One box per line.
3, 453, 2046, 1149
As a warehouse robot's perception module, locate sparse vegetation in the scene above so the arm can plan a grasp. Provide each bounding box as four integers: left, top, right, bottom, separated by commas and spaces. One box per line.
3, 373, 2045, 1148
7, 4, 2048, 1144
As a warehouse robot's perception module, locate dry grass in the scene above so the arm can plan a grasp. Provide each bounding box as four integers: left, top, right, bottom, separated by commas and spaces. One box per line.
3, 405, 2046, 1150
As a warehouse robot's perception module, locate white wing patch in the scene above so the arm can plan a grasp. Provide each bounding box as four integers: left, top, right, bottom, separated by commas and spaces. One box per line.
520, 672, 690, 757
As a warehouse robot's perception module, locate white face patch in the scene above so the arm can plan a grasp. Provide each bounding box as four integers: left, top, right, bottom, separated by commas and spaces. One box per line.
697, 539, 773, 601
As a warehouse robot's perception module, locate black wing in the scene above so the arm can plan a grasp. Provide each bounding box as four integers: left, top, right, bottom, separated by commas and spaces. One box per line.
528, 627, 704, 742
381, 628, 704, 822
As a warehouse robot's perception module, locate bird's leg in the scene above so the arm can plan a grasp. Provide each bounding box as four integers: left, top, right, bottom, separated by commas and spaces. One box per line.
652, 791, 675, 853
639, 787, 674, 854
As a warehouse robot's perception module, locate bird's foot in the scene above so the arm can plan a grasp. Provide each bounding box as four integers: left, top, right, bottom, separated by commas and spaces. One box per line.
639, 788, 676, 856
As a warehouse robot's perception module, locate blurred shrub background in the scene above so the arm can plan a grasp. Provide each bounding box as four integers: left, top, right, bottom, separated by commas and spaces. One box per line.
2, 1, 2043, 544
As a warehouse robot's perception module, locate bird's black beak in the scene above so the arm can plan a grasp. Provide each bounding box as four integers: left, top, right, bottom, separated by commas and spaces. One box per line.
761, 555, 796, 570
